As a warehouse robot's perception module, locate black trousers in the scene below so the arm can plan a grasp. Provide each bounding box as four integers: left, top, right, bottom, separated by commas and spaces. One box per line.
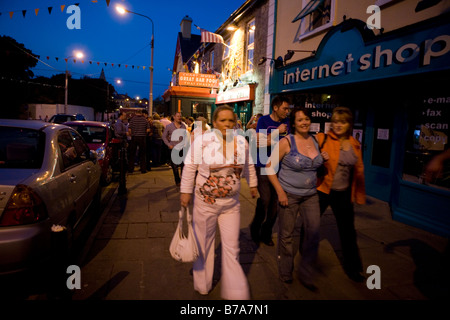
251, 166, 279, 242
318, 189, 363, 273
128, 136, 146, 172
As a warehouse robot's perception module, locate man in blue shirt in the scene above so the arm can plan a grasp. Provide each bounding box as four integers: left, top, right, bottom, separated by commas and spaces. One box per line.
250, 95, 290, 246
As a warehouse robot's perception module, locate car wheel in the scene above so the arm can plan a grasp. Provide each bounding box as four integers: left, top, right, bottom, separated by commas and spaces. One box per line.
102, 164, 113, 186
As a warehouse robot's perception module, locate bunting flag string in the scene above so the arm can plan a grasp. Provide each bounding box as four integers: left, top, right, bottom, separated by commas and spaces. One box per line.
0, 0, 111, 19
44, 55, 149, 70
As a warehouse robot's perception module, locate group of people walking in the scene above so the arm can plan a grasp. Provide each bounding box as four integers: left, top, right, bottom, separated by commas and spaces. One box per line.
177, 96, 367, 300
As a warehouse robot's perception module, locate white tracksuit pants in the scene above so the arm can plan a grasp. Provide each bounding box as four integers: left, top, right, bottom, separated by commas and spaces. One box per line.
192, 195, 250, 300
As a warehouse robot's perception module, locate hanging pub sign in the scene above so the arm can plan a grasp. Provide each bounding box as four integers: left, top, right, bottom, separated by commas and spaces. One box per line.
178, 72, 219, 88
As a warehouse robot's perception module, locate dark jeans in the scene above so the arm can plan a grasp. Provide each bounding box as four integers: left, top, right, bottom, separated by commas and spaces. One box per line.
128, 136, 146, 172
151, 138, 163, 166
318, 189, 363, 273
250, 166, 279, 242
169, 148, 184, 184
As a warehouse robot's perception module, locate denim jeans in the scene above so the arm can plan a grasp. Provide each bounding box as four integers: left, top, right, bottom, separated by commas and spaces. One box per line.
277, 192, 320, 282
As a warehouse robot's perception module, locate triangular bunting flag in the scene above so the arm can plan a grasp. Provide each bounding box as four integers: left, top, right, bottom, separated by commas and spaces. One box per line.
118, 64, 121, 68
61, 5, 65, 12
48, 7, 53, 14
47, 56, 49, 60
55, 57, 59, 61
143, 66, 146, 70
64, 58, 68, 63
89, 61, 92, 64
106, 0, 111, 7
111, 63, 114, 67
9, 12, 14, 19
104, 62, 107, 66
73, 59, 76, 63
35, 8, 39, 16
97, 62, 100, 65
22, 10, 27, 18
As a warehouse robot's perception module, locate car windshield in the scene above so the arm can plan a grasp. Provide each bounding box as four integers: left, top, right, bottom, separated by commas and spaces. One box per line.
69, 125, 107, 144
0, 127, 45, 169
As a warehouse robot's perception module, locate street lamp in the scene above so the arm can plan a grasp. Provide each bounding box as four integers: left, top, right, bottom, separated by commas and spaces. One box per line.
116, 5, 154, 116
65, 51, 84, 114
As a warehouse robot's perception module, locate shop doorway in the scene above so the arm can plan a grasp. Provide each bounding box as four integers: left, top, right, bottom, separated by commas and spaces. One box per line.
363, 100, 399, 202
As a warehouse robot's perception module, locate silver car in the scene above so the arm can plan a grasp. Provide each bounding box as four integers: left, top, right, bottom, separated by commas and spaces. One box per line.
0, 119, 101, 274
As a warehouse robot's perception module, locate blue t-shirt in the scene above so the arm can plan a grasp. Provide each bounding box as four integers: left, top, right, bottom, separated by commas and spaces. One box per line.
256, 114, 290, 167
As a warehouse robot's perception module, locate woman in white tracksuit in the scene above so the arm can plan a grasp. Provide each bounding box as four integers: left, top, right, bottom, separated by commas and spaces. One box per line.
180, 105, 258, 299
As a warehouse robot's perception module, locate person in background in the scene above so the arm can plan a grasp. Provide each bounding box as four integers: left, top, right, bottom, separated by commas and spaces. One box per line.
163, 112, 187, 186
151, 113, 165, 167
114, 111, 128, 141
186, 116, 195, 133
250, 96, 290, 246
266, 107, 326, 291
246, 113, 263, 131
128, 110, 150, 174
180, 104, 258, 299
146, 115, 153, 171
316, 106, 366, 282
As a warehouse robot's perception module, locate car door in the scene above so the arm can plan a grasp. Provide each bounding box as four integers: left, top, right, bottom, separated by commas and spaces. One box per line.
56, 130, 91, 227
68, 130, 100, 214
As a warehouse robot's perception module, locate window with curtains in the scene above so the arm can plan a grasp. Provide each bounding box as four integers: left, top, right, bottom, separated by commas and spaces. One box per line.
246, 19, 255, 72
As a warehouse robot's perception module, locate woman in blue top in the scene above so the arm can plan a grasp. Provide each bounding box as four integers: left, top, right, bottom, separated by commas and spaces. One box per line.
266, 106, 328, 291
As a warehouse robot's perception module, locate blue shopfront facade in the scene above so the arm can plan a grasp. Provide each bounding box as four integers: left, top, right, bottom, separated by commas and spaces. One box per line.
270, 14, 450, 237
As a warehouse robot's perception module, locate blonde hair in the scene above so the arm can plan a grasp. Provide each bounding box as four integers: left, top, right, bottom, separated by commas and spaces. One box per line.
331, 106, 354, 136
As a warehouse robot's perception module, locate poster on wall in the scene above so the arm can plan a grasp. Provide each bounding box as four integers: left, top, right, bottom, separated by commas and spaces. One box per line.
353, 129, 363, 143
377, 128, 389, 140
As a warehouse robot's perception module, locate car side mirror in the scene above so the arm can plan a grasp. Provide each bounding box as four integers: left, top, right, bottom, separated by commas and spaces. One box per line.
89, 150, 98, 164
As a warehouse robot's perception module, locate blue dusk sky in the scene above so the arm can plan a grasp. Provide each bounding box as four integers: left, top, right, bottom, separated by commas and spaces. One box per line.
0, 0, 245, 100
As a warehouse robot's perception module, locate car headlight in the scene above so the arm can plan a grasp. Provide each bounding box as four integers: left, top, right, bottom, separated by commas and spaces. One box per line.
96, 146, 106, 161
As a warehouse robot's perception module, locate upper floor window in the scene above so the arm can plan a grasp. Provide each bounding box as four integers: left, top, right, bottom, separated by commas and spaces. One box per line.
210, 50, 215, 70
223, 39, 231, 59
246, 19, 255, 72
293, 0, 334, 41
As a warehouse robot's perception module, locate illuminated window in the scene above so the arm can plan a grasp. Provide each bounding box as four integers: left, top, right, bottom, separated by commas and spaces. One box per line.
246, 19, 255, 72
223, 39, 231, 59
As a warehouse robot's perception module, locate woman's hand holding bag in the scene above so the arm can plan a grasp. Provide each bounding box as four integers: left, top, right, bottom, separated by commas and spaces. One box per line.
169, 206, 199, 263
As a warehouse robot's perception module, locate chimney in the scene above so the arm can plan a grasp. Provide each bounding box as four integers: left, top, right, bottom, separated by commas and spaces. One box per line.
180, 15, 193, 39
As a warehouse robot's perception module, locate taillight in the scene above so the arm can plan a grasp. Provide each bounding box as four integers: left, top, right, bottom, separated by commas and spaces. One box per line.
0, 185, 48, 227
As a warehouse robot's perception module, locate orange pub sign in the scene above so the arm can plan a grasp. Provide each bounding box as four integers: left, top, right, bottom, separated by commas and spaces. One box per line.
178, 72, 220, 88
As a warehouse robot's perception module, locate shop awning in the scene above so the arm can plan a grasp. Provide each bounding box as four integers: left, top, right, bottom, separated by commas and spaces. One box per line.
292, 0, 324, 23
163, 86, 217, 101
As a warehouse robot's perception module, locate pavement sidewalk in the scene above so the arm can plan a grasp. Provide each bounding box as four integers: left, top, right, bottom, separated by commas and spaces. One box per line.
72, 165, 449, 301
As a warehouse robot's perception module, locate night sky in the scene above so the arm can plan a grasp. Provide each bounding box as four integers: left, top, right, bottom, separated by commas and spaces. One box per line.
0, 0, 245, 100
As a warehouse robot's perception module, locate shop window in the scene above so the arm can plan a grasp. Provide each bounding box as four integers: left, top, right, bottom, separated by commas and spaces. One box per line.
294, 0, 334, 41
246, 19, 255, 72
192, 102, 212, 124
402, 96, 449, 190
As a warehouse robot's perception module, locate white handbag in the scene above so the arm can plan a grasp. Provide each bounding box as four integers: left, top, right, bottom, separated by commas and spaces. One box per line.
169, 206, 199, 263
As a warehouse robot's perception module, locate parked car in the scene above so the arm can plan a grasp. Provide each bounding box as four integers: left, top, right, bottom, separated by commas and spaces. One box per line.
0, 119, 101, 275
63, 121, 116, 185
49, 113, 86, 124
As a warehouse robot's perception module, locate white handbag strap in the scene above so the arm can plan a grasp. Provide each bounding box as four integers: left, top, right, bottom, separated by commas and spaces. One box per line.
180, 206, 193, 223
